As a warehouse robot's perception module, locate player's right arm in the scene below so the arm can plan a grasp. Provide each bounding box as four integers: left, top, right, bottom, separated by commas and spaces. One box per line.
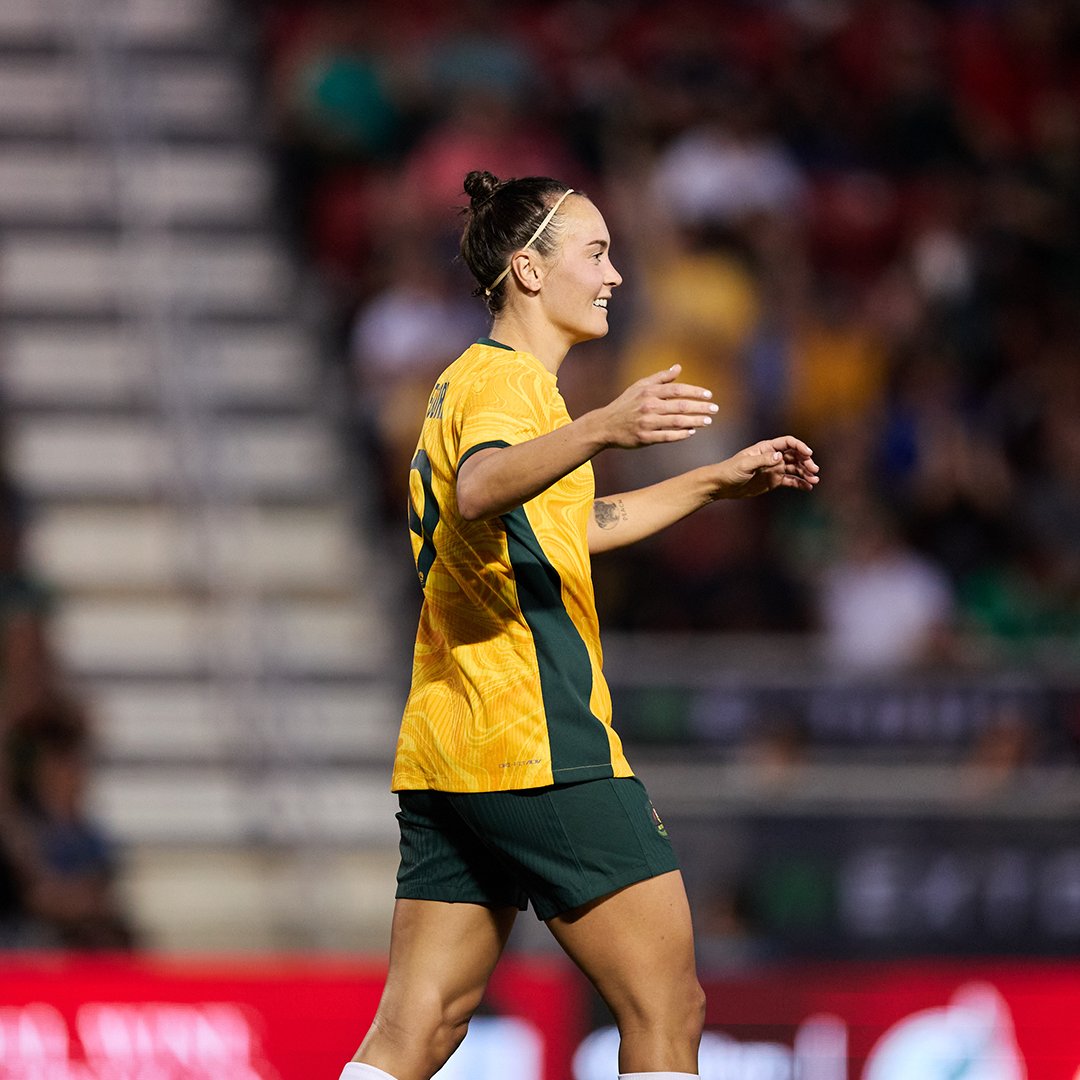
457, 364, 717, 521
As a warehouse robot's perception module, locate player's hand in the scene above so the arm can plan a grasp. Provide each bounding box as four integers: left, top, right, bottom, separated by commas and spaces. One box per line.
598, 364, 718, 449
712, 436, 819, 498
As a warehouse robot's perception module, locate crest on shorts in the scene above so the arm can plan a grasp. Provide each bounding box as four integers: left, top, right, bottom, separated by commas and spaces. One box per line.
650, 803, 669, 838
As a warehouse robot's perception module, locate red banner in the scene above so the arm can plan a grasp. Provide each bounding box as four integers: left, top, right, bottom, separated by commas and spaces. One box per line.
0, 953, 584, 1080
1, 955, 1079, 1079
699, 962, 1080, 1080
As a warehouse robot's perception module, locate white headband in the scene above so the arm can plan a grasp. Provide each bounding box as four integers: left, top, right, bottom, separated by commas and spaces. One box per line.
484, 188, 575, 297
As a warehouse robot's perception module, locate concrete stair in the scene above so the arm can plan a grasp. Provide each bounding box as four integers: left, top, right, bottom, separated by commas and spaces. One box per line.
0, 0, 401, 952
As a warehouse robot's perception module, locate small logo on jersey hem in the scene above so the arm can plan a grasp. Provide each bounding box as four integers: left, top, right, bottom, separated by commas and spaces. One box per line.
499, 758, 543, 769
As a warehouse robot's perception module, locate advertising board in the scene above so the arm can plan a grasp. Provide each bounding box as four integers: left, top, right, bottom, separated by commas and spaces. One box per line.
1, 956, 1078, 1079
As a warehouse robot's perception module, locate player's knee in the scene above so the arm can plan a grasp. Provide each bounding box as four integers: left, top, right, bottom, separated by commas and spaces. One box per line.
617, 975, 706, 1043
686, 979, 707, 1040
423, 994, 480, 1069
660, 977, 706, 1043
430, 1013, 471, 1065
370, 986, 474, 1065
408, 987, 481, 1068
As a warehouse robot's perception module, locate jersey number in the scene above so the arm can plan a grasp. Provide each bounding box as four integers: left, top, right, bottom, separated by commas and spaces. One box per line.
408, 449, 440, 587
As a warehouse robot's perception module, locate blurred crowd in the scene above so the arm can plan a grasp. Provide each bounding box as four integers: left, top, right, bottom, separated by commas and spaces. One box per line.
0, 476, 133, 950
253, 0, 1080, 672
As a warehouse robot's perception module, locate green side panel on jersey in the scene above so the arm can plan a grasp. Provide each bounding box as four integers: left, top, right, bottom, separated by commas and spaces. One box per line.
500, 506, 613, 782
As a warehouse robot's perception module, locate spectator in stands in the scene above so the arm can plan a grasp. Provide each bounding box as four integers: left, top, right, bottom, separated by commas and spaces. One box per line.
647, 89, 806, 233
349, 232, 486, 521
7, 700, 134, 950
881, 344, 1016, 587
261, 0, 410, 275
396, 90, 581, 236
783, 277, 889, 444
960, 357, 1080, 648
611, 224, 761, 486
276, 4, 403, 161
866, 5, 974, 176
817, 503, 957, 672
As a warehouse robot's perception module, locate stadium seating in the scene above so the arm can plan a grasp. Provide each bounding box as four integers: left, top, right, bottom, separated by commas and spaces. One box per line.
0, 0, 400, 951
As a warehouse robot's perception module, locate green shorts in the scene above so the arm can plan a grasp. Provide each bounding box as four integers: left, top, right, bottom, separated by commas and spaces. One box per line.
395, 776, 679, 921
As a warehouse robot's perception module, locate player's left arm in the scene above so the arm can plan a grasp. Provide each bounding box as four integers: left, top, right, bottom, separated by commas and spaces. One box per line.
588, 435, 819, 554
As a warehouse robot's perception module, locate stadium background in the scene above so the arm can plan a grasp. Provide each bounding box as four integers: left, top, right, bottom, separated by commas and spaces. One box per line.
0, 0, 1078, 1077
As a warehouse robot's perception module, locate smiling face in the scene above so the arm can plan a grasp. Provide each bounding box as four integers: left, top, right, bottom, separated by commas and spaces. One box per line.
537, 196, 622, 345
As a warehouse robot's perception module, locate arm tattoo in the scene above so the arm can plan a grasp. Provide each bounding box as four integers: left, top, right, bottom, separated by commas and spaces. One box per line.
593, 499, 627, 530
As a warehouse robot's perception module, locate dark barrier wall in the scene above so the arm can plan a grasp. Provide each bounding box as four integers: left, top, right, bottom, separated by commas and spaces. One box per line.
669, 810, 1080, 959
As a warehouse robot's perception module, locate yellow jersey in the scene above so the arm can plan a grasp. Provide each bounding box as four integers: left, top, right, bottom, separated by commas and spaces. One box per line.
391, 339, 633, 792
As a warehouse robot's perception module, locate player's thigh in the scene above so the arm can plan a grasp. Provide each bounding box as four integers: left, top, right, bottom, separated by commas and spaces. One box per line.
377, 898, 517, 1022
545, 869, 702, 1024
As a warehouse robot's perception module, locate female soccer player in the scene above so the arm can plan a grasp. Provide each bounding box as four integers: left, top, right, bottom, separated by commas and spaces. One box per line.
339, 172, 819, 1080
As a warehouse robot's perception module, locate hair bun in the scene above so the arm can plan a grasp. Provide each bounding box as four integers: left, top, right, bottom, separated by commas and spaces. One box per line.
464, 170, 502, 208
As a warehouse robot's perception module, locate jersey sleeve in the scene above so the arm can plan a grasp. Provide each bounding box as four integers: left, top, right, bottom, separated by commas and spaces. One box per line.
454, 359, 554, 469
